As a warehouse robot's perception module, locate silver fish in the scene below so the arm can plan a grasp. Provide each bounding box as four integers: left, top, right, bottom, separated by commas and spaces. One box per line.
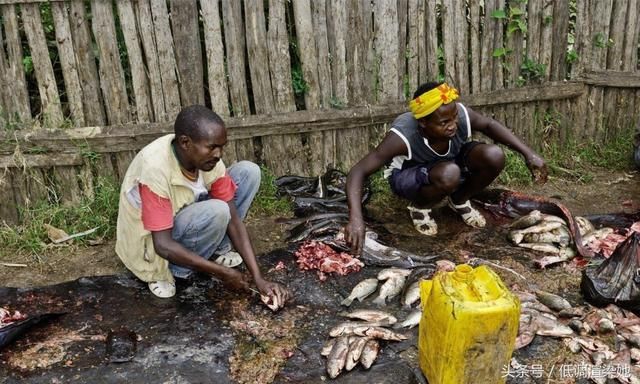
533, 247, 576, 268
540, 214, 567, 225
575, 216, 595, 236
341, 278, 379, 306
580, 227, 614, 246
535, 290, 572, 311
345, 337, 368, 371
338, 309, 397, 325
515, 312, 536, 349
509, 221, 564, 244
361, 231, 438, 268
331, 324, 407, 340
326, 336, 349, 379
402, 281, 422, 308
329, 321, 392, 336
394, 308, 422, 329
372, 276, 406, 306
377, 267, 412, 281
359, 339, 379, 369
510, 210, 543, 229
518, 242, 564, 254
532, 311, 574, 337
523, 226, 570, 245
321, 338, 336, 356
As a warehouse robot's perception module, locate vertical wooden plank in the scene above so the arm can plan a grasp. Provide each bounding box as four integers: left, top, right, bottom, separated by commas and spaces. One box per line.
78, 162, 95, 200
550, 0, 569, 81
149, 0, 181, 120
267, 0, 307, 176
221, 1, 254, 162
311, 0, 336, 169
135, 0, 167, 122
1, 5, 31, 122
293, 0, 323, 175
360, 0, 375, 103
114, 151, 136, 183
622, 0, 639, 71
397, 0, 408, 99
415, 0, 427, 84
201, 0, 231, 116
591, 0, 613, 70
480, 0, 504, 91
526, 0, 542, 65
69, 0, 105, 126
92, 153, 118, 185
374, 0, 400, 102
244, 0, 275, 114
454, 0, 469, 93
90, 0, 130, 125
116, 0, 152, 123
539, 1, 554, 81
606, 0, 627, 70
293, 0, 321, 109
221, 1, 250, 116
329, 0, 348, 105
407, 0, 420, 94
312, 0, 333, 108
504, 1, 524, 87
469, 0, 481, 94
245, 0, 279, 173
0, 169, 19, 224
21, 3, 64, 127
0, 16, 8, 120
571, 0, 590, 76
424, 0, 438, 81
170, 0, 205, 106
51, 2, 85, 127
441, 0, 457, 86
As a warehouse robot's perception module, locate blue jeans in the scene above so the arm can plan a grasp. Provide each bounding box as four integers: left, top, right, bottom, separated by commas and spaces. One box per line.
169, 161, 260, 279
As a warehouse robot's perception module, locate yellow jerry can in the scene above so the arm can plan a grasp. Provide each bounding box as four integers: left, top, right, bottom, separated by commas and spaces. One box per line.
418, 264, 520, 384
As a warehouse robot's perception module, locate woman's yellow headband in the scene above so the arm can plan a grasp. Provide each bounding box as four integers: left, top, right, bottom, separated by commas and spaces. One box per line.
408, 83, 459, 119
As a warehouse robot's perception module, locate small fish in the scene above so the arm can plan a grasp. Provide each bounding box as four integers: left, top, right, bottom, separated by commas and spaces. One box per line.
372, 276, 406, 306
519, 220, 564, 234
540, 214, 567, 225
351, 326, 407, 341
359, 339, 379, 369
321, 338, 336, 357
377, 268, 412, 281
394, 309, 422, 329
510, 210, 543, 229
515, 312, 536, 349
345, 337, 368, 371
523, 226, 570, 245
326, 336, 349, 379
329, 321, 392, 336
575, 216, 595, 236
338, 309, 397, 325
518, 242, 563, 254
533, 247, 576, 268
532, 311, 574, 337
341, 278, 378, 306
402, 281, 421, 308
535, 290, 572, 311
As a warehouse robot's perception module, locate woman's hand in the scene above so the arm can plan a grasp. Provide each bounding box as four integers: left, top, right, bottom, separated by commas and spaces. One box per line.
525, 153, 548, 184
344, 218, 366, 255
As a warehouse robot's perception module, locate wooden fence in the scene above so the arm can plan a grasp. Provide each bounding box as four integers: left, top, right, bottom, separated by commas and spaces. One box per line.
0, 0, 639, 224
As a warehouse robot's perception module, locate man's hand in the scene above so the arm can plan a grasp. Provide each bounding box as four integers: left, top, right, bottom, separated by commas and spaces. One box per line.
219, 268, 251, 292
525, 153, 548, 184
256, 278, 291, 309
344, 218, 365, 255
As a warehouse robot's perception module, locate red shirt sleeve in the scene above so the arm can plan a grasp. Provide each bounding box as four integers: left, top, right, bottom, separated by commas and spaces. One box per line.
140, 184, 173, 231
209, 173, 237, 202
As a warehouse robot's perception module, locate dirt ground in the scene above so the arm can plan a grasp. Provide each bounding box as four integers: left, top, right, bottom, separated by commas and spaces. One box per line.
1, 167, 639, 383
1, 167, 637, 289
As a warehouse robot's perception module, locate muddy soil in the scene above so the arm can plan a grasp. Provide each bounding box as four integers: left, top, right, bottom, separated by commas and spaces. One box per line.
0, 168, 638, 383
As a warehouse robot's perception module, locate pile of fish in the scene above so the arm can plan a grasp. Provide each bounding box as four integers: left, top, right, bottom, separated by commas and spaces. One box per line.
294, 240, 364, 281
321, 309, 407, 378
514, 288, 640, 382
507, 210, 613, 268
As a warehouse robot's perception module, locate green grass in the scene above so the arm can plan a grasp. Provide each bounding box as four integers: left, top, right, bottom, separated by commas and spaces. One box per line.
0, 176, 119, 258
250, 166, 293, 217
368, 170, 394, 207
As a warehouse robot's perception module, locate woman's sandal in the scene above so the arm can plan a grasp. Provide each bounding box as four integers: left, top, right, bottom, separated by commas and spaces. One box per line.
214, 251, 244, 268
447, 197, 486, 228
407, 205, 438, 236
148, 280, 176, 298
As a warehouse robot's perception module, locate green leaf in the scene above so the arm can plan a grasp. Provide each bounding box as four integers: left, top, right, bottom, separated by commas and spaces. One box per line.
510, 6, 525, 16
491, 9, 507, 19
493, 47, 507, 57
517, 20, 528, 33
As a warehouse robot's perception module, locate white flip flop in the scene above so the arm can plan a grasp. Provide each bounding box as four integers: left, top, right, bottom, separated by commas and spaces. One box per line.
407, 205, 438, 236
447, 197, 486, 228
148, 280, 176, 298
214, 251, 243, 268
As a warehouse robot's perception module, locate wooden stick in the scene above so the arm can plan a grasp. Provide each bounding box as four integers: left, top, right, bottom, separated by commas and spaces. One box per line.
52, 227, 99, 244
